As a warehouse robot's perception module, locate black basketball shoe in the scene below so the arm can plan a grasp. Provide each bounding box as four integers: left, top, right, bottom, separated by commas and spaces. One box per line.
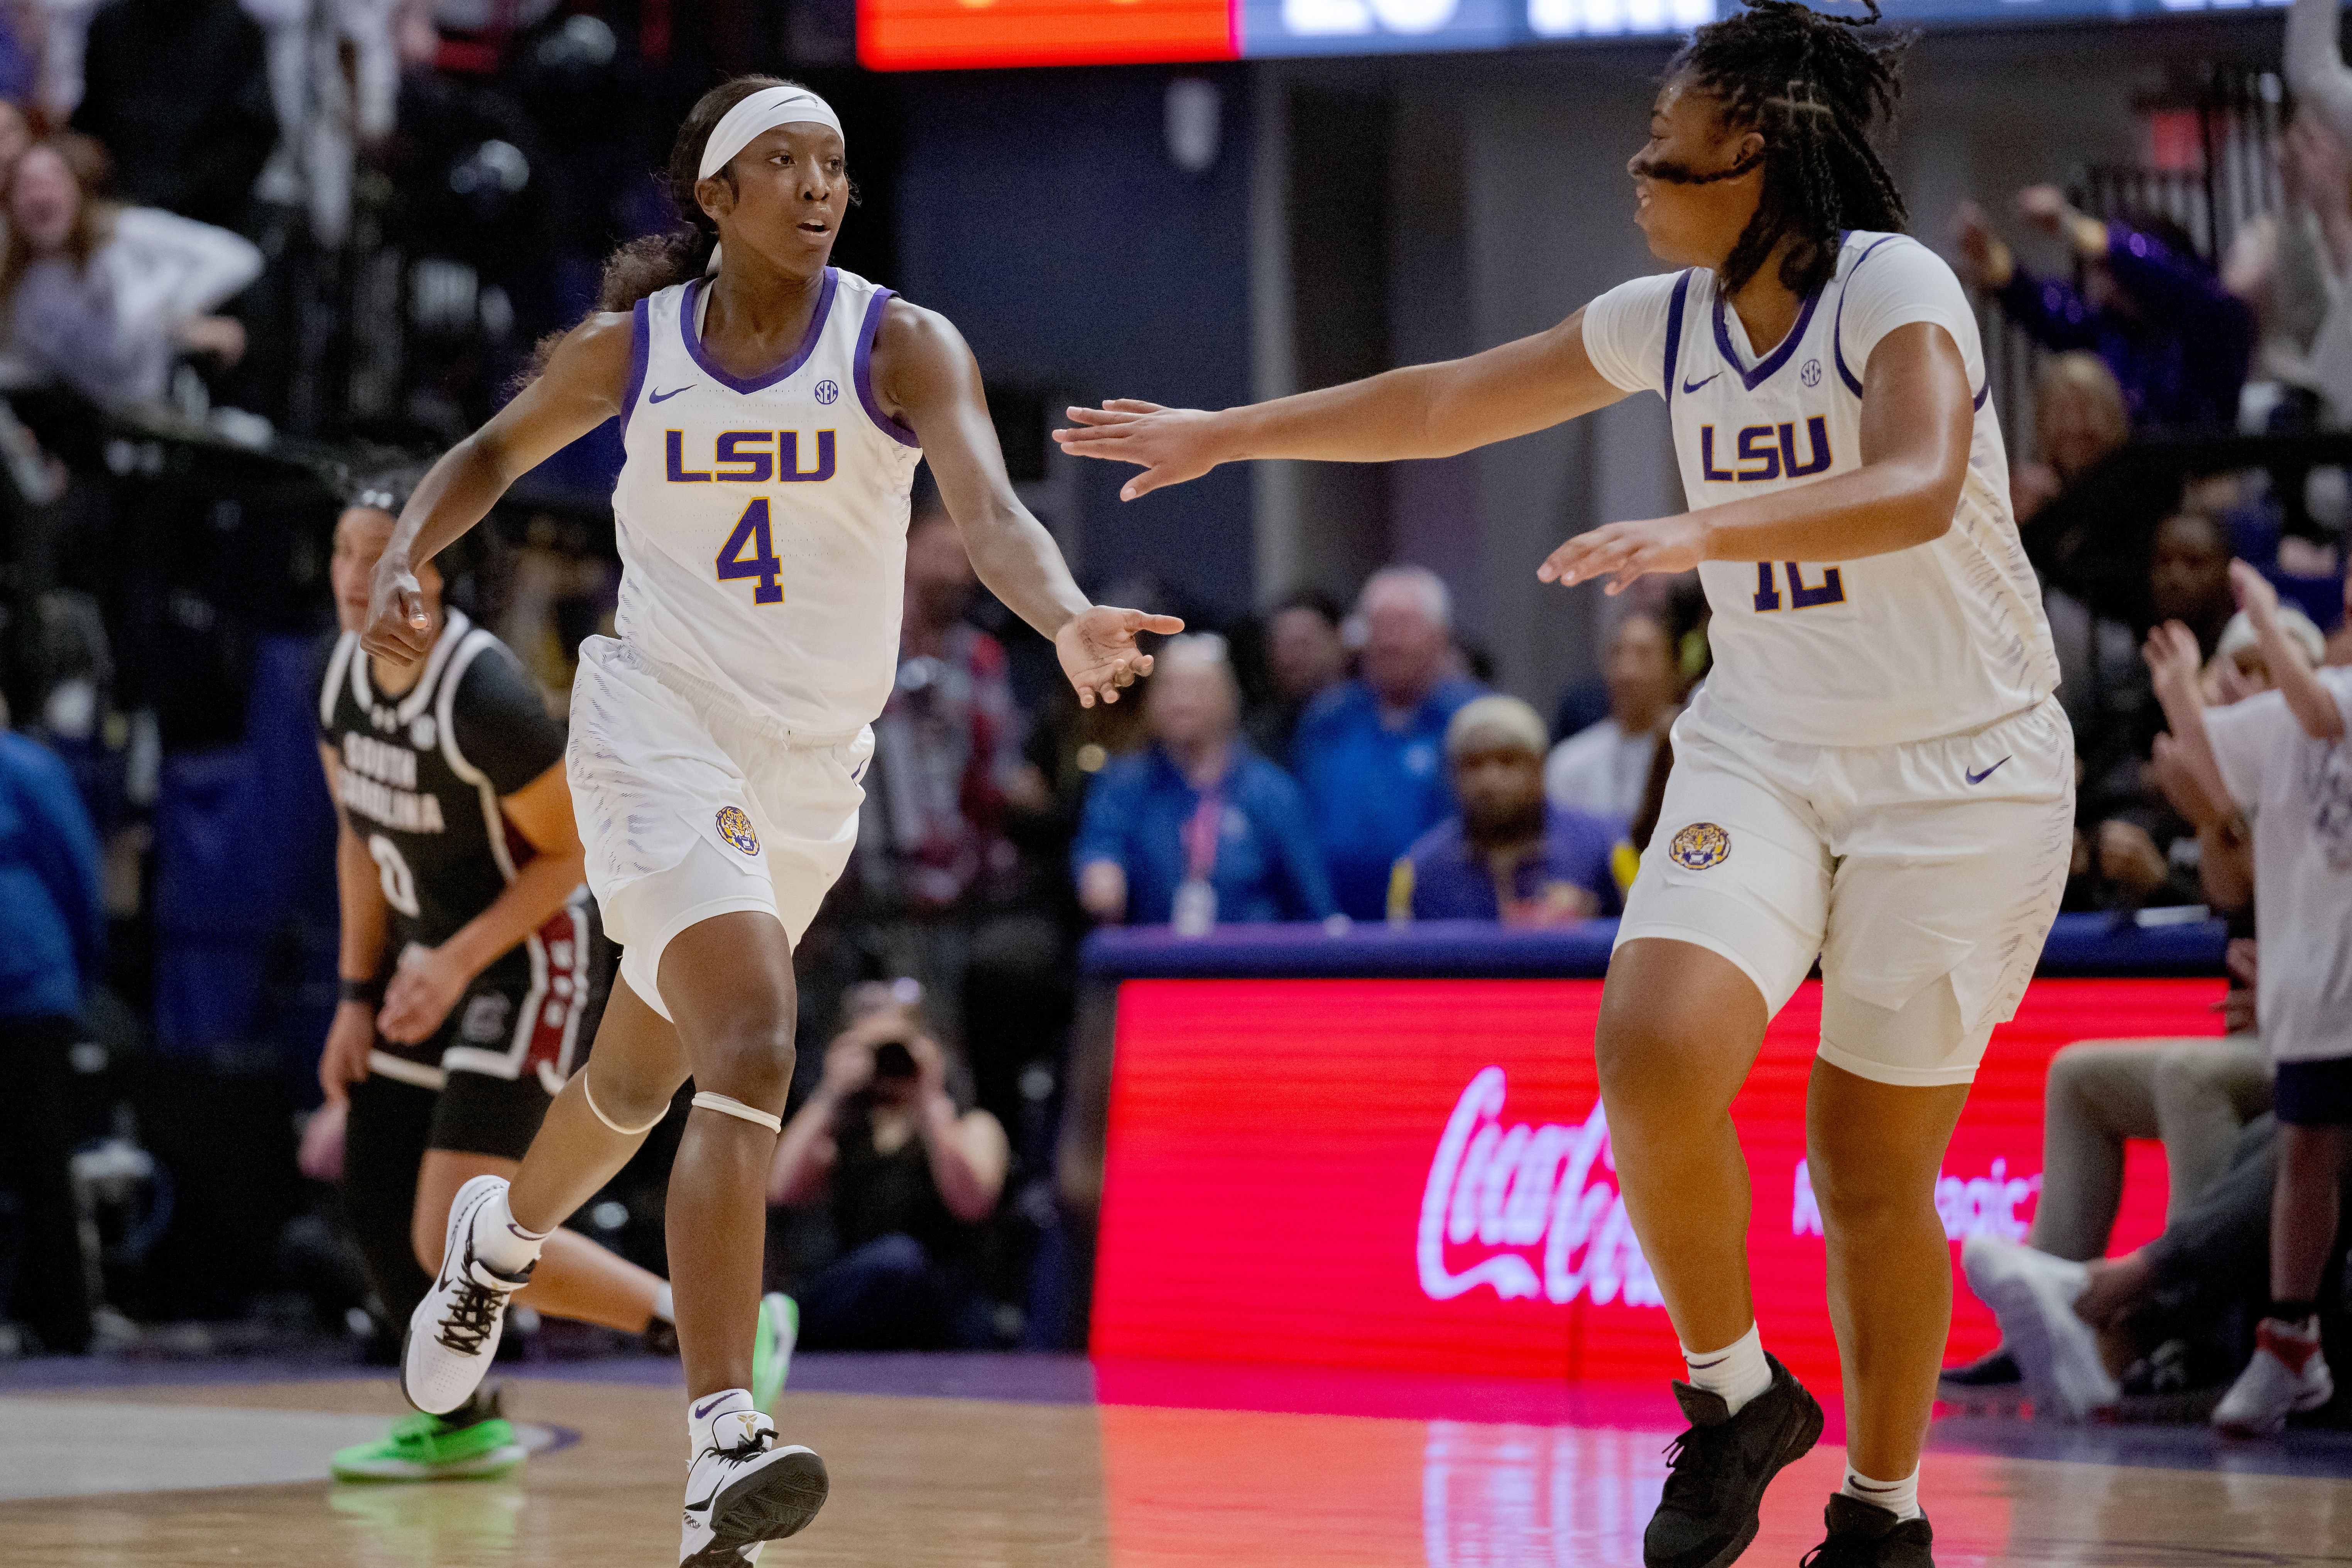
1799, 1494, 1935, 1566
1642, 1353, 1824, 1568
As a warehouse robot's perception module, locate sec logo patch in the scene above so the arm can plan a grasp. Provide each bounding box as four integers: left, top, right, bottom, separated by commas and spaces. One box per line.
716, 805, 761, 856
1669, 822, 1731, 870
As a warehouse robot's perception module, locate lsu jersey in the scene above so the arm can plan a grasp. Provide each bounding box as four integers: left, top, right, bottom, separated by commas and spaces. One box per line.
611, 267, 924, 735
1581, 231, 2059, 748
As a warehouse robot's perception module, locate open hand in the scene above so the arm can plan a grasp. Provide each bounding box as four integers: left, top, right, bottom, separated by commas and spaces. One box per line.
362, 552, 434, 667
1537, 515, 1705, 595
1051, 401, 1223, 501
1056, 604, 1185, 708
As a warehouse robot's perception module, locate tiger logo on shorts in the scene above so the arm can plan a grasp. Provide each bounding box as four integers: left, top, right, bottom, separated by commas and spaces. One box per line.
1668, 822, 1731, 870
715, 805, 761, 857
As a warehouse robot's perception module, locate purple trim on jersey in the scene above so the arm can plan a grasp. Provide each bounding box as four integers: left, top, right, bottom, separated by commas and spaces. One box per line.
1713, 276, 1824, 392
678, 267, 840, 395
854, 287, 921, 449
1831, 234, 1903, 396
1972, 380, 1991, 410
1661, 270, 1693, 413
618, 295, 651, 442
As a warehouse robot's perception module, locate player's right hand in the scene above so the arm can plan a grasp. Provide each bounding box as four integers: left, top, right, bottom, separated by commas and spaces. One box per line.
318, 999, 376, 1102
1052, 400, 1222, 500
361, 554, 433, 666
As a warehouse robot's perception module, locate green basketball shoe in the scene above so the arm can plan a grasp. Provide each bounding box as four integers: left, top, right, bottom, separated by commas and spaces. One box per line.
331, 1384, 527, 1482
752, 1292, 799, 1415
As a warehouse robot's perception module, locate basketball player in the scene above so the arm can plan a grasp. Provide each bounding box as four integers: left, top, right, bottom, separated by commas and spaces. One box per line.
1054, 6, 2063, 1563
356, 79, 1177, 1562
315, 481, 797, 1483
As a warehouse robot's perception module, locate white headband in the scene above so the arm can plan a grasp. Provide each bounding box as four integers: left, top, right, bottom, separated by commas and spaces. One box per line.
698, 85, 843, 180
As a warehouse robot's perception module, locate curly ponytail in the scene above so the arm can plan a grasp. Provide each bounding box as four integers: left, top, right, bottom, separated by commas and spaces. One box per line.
1667, 0, 1910, 297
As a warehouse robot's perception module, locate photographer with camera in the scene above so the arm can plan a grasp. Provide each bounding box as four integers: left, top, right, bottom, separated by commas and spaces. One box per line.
766, 985, 1010, 1349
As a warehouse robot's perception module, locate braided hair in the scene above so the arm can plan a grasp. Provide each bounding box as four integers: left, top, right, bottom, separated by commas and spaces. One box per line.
1664, 0, 1909, 297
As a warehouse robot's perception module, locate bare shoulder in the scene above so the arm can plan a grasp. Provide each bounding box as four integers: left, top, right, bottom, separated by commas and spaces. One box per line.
874, 295, 971, 365
549, 309, 636, 384
869, 295, 976, 408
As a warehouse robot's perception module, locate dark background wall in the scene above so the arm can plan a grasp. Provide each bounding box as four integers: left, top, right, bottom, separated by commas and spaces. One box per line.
892, 64, 1260, 621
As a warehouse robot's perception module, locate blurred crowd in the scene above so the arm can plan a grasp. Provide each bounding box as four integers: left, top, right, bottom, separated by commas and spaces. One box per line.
0, 0, 2345, 1435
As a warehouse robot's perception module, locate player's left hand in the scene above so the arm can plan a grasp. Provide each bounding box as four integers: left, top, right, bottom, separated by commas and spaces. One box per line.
1056, 605, 1186, 708
1538, 515, 1704, 594
378, 943, 473, 1045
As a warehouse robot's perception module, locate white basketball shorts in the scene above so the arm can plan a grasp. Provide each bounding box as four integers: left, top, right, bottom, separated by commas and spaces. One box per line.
1615, 693, 2074, 1086
567, 636, 870, 1022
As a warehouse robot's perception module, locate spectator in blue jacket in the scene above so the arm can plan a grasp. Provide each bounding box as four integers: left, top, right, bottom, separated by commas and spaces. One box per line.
1396, 695, 1627, 925
0, 699, 105, 1353
1292, 566, 1485, 920
1955, 187, 2254, 431
1075, 634, 1333, 929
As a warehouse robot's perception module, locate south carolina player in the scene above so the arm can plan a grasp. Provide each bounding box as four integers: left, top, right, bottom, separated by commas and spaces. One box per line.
1054, 5, 2063, 1564
315, 478, 750, 1483
358, 79, 1177, 1562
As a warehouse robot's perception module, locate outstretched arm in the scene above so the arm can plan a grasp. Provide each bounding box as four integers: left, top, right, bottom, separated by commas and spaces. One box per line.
2143, 621, 2236, 820
362, 312, 633, 664
1539, 321, 1974, 593
2230, 560, 2345, 741
1049, 307, 1630, 500
875, 299, 1183, 705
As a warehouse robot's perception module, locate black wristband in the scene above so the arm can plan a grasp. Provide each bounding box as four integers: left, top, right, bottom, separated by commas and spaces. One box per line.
340, 977, 385, 1006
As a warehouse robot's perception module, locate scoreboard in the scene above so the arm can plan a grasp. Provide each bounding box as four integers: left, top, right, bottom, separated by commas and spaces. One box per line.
858, 0, 2292, 71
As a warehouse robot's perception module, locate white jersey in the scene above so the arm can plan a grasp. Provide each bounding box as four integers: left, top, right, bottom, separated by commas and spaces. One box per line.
1582, 231, 2058, 748
611, 267, 924, 735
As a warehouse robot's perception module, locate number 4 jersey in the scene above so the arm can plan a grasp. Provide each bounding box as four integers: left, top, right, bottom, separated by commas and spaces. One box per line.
1580, 231, 2059, 748
315, 613, 597, 1089
610, 267, 924, 736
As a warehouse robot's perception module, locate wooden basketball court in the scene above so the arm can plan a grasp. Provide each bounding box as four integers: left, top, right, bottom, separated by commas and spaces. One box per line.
3, 1360, 2348, 1566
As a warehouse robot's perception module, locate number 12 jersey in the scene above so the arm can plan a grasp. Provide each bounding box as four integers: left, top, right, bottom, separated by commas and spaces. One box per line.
1581, 231, 2059, 748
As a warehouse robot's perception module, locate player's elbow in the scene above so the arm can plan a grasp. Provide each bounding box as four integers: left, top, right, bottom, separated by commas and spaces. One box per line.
1889, 461, 1962, 549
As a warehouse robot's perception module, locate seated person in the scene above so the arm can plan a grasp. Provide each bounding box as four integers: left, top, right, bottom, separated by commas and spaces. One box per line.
767, 988, 1010, 1350
1393, 695, 1626, 926
1962, 1109, 2349, 1421
1291, 566, 1484, 920
1946, 677, 2274, 1399
1074, 633, 1333, 928
1545, 611, 1679, 824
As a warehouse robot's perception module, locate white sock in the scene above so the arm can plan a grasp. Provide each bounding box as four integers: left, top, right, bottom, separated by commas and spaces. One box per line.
1681, 1323, 1773, 1414
652, 1284, 675, 1325
1842, 1463, 1921, 1521
687, 1387, 767, 1458
470, 1186, 549, 1277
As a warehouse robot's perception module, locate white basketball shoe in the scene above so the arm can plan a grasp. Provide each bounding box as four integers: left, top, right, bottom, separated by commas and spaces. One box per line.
1960, 1234, 2119, 1421
404, 1175, 535, 1415
2212, 1318, 2333, 1438
679, 1405, 830, 1565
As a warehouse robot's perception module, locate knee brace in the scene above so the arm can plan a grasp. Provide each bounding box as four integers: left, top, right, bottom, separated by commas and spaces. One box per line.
691, 1091, 782, 1134
582, 1070, 668, 1137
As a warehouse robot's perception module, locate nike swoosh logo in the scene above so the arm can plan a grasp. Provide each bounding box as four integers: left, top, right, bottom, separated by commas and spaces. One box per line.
1965, 756, 2011, 785
1681, 371, 1721, 394
648, 386, 692, 404
684, 1488, 718, 1514
691, 1395, 733, 1419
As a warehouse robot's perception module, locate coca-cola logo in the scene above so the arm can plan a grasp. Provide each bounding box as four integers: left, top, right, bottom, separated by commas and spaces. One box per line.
1418, 1067, 1664, 1309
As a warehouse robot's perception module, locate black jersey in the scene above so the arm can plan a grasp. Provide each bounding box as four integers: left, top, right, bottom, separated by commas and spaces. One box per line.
317, 611, 591, 1084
